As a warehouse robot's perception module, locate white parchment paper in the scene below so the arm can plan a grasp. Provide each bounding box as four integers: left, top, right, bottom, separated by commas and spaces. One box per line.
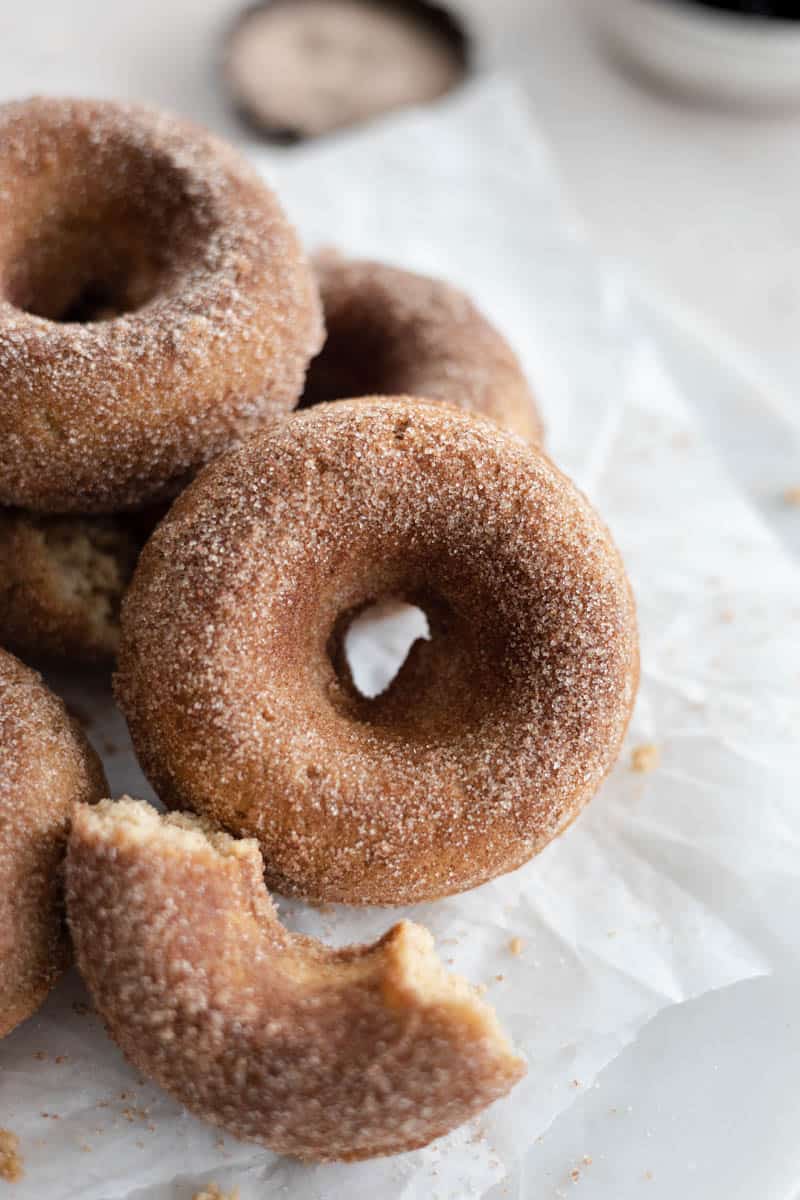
3, 80, 800, 1200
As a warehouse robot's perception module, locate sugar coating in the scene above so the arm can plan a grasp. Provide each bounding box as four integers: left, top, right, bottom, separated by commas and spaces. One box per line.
0, 254, 534, 662
66, 797, 525, 1161
303, 253, 543, 443
0, 648, 106, 1038
0, 97, 324, 513
116, 398, 639, 906
0, 507, 160, 662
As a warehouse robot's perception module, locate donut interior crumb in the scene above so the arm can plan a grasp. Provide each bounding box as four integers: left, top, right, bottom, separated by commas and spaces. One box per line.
192, 1186, 239, 1200
85, 797, 254, 862
631, 743, 660, 774
508, 937, 524, 957
40, 519, 138, 643
0, 511, 143, 658
0, 1129, 23, 1182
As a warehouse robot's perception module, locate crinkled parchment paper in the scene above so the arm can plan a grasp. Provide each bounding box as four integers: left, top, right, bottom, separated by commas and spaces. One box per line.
3, 80, 800, 1200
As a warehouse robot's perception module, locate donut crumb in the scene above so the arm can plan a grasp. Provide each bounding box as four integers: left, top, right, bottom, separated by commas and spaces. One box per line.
193, 1182, 239, 1200
509, 937, 524, 957
631, 743, 660, 773
0, 1129, 23, 1182
783, 486, 800, 506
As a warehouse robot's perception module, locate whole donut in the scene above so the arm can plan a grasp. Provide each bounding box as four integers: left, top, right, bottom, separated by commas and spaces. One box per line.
0, 508, 160, 664
116, 399, 638, 906
302, 254, 542, 442
0, 97, 323, 513
0, 648, 106, 1036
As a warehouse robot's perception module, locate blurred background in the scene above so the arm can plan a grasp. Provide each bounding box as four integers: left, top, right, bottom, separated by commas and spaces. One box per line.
3, 0, 800, 394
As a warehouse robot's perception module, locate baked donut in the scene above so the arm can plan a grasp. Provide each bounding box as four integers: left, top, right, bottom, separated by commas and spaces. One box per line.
301, 254, 542, 442
0, 97, 323, 513
0, 648, 106, 1037
0, 508, 161, 663
116, 399, 638, 906
67, 798, 524, 1161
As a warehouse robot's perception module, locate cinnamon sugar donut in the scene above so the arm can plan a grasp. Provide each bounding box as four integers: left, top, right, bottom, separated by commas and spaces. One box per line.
0, 97, 323, 513
0, 508, 160, 663
117, 399, 638, 905
301, 254, 542, 442
0, 648, 106, 1037
67, 798, 524, 1161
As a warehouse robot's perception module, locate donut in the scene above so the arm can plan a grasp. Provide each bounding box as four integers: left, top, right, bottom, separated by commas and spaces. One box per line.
67, 798, 524, 1161
0, 508, 161, 663
301, 253, 543, 442
0, 97, 323, 513
116, 398, 638, 906
0, 648, 106, 1037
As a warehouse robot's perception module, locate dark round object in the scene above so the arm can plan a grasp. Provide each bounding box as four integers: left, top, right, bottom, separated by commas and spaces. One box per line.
224, 0, 470, 142
660, 1, 800, 17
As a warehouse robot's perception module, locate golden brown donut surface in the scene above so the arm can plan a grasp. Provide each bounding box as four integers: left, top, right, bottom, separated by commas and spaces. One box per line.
0, 97, 323, 513
301, 253, 543, 442
0, 508, 160, 664
0, 648, 106, 1037
67, 798, 524, 1161
117, 399, 638, 905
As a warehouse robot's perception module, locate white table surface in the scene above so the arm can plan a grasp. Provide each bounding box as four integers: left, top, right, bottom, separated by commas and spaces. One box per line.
2, 5, 799, 1198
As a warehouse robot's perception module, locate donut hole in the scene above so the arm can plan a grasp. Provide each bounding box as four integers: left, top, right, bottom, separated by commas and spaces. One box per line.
3, 143, 207, 324
342, 597, 430, 699
9, 220, 180, 324
15, 258, 152, 323
300, 310, 404, 406
322, 570, 518, 743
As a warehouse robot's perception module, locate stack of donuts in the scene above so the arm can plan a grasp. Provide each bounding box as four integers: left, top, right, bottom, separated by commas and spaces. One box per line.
0, 98, 638, 1164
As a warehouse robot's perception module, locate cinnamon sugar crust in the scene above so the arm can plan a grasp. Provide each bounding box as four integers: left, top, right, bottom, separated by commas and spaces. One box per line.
302, 254, 542, 443
116, 398, 638, 905
0, 648, 106, 1038
0, 97, 323, 513
67, 798, 525, 1161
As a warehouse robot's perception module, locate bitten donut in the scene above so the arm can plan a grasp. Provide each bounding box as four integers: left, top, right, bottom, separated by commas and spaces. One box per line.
67, 799, 524, 1161
0, 648, 106, 1037
117, 399, 638, 906
0, 97, 323, 513
0, 508, 161, 663
301, 254, 542, 442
